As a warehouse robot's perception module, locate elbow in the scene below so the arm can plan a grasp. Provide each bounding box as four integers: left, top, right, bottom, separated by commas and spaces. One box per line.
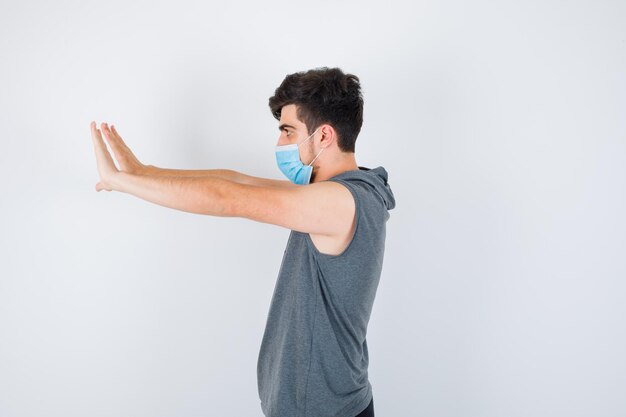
211, 180, 238, 218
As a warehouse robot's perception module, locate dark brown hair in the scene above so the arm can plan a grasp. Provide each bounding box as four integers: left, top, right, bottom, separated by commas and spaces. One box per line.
269, 67, 363, 153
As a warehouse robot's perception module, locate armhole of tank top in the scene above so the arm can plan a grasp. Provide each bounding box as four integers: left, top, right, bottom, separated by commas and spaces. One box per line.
304, 179, 361, 260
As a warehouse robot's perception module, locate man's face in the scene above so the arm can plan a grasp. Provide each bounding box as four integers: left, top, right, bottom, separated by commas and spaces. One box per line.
276, 104, 313, 150
276, 103, 327, 182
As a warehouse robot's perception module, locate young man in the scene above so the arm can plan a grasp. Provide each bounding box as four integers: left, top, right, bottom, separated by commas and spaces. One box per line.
90, 67, 396, 417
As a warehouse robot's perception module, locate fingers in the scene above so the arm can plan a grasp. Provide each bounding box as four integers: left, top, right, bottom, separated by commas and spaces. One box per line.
102, 122, 133, 153
90, 121, 105, 147
100, 122, 112, 143
110, 124, 121, 138
100, 122, 120, 150
103, 122, 119, 143
90, 121, 118, 170
109, 125, 129, 149
91, 121, 109, 150
101, 122, 112, 138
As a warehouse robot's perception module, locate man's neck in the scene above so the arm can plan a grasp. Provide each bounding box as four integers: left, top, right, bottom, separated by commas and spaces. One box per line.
311, 154, 359, 183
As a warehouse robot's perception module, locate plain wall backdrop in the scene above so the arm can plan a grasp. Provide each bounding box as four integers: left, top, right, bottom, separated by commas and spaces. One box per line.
1, 0, 625, 416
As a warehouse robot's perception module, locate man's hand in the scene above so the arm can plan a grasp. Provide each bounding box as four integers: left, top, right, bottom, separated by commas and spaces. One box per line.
90, 121, 120, 192
97, 122, 149, 175
90, 121, 152, 192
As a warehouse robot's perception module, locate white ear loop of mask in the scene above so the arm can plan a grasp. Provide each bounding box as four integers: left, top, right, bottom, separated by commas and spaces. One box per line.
298, 127, 319, 147
302, 128, 324, 166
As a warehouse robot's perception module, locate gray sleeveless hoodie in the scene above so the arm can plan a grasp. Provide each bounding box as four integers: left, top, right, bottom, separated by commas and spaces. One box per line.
257, 166, 396, 417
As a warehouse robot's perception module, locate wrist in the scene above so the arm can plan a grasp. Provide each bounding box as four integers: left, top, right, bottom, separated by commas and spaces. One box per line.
140, 164, 157, 175
110, 171, 130, 193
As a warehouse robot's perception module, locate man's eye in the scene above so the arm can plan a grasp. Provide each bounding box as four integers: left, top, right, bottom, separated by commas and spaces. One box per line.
286, 130, 292, 136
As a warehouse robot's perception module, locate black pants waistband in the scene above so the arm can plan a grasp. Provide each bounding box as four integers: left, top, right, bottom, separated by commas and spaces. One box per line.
354, 397, 374, 417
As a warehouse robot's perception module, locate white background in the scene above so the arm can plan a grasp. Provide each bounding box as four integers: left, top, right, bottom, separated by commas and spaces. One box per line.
1, 0, 625, 416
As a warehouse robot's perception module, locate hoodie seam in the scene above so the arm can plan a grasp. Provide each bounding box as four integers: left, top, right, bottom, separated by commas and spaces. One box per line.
302, 264, 321, 417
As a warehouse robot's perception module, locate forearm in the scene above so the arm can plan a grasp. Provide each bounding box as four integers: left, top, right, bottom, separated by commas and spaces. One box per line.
111, 171, 233, 216
143, 164, 294, 188
145, 164, 242, 182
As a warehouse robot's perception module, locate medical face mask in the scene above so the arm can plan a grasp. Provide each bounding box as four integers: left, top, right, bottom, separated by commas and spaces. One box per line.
275, 128, 324, 185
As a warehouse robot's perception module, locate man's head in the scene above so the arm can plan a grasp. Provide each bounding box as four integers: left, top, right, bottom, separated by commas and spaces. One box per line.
269, 67, 363, 154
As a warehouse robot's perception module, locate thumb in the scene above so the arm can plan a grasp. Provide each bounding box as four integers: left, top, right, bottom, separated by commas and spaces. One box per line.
95, 182, 110, 192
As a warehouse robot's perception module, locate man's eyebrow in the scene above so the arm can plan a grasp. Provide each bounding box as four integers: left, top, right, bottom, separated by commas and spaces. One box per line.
278, 123, 296, 131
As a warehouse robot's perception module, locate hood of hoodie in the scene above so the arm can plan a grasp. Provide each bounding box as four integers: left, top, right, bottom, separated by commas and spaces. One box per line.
327, 166, 396, 211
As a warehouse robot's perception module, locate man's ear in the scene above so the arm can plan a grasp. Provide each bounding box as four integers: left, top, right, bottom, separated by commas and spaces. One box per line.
319, 124, 336, 147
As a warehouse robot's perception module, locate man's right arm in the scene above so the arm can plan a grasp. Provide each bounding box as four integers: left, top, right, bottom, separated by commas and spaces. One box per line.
143, 165, 298, 189
95, 123, 296, 189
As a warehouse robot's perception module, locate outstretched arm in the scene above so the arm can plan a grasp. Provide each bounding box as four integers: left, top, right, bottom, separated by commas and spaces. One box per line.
90, 121, 354, 235
97, 122, 295, 189
144, 165, 297, 189
90, 121, 249, 215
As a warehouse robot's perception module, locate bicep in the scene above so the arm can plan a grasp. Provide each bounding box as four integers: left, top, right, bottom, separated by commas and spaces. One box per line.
224, 181, 355, 236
